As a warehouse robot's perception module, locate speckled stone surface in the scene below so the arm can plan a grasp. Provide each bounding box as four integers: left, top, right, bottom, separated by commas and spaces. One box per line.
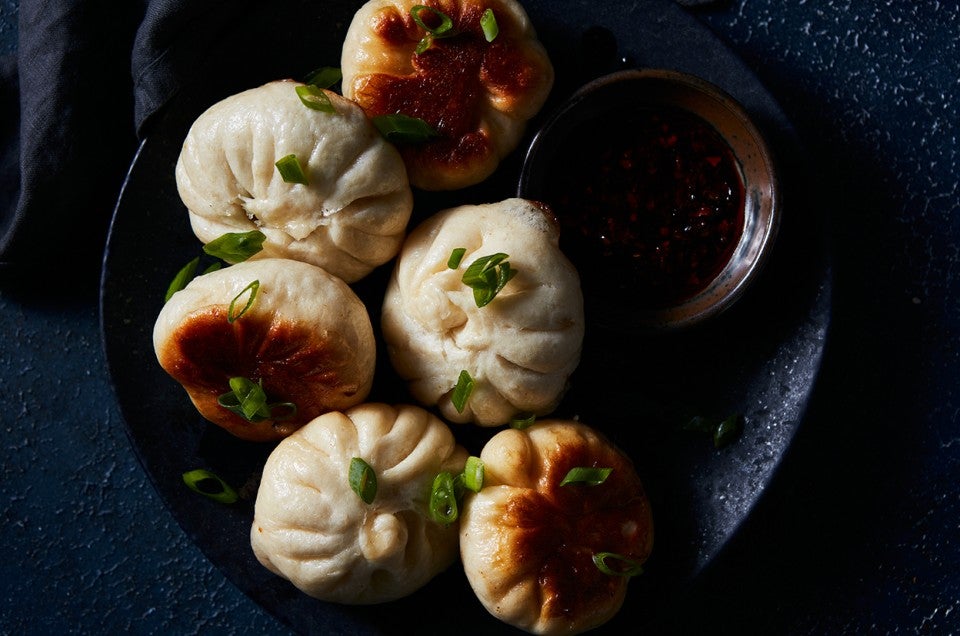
2, 1, 958, 635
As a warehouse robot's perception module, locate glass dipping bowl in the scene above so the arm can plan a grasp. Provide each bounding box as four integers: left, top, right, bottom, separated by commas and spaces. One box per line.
517, 69, 780, 331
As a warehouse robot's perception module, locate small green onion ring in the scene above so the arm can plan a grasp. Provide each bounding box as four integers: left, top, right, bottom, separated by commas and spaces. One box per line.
448, 247, 467, 269
411, 5, 454, 36
275, 153, 309, 185
451, 369, 475, 413
182, 469, 239, 504
295, 84, 335, 113
222, 376, 269, 421
462, 252, 516, 307
349, 457, 378, 504
463, 456, 484, 492
429, 471, 458, 525
480, 8, 499, 42
510, 413, 536, 430
203, 230, 266, 264
714, 414, 742, 448
227, 280, 259, 323
560, 466, 613, 487
593, 552, 644, 577
217, 377, 297, 424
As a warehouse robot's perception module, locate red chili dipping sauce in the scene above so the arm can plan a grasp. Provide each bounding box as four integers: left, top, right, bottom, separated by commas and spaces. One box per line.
549, 106, 745, 308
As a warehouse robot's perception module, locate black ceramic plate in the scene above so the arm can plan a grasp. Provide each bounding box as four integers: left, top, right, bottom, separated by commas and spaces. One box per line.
100, 0, 831, 633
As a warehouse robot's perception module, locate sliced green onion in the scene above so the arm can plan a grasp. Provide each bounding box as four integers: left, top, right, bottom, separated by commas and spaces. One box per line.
429, 471, 458, 525
275, 154, 309, 185
182, 469, 238, 504
217, 376, 298, 424
510, 413, 536, 430
227, 279, 259, 323
414, 35, 432, 55
480, 8, 499, 42
447, 247, 467, 269
165, 256, 199, 302
411, 5, 458, 55
682, 413, 743, 449
462, 252, 517, 307
372, 113, 439, 144
349, 457, 378, 504
714, 414, 742, 448
593, 552, 644, 577
463, 456, 484, 493
451, 369, 475, 413
411, 5, 455, 36
304, 66, 342, 88
203, 230, 266, 264
560, 466, 613, 486
218, 376, 270, 421
295, 84, 335, 112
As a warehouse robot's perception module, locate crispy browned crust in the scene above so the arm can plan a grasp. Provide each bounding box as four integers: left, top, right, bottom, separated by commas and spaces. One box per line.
462, 421, 654, 633
344, 0, 554, 190
500, 427, 653, 625
156, 307, 365, 442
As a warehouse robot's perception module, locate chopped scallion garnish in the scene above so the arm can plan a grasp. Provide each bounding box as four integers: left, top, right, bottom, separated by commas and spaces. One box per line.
593, 552, 644, 577
560, 466, 613, 486
510, 413, 536, 429
462, 252, 517, 307
275, 154, 309, 185
429, 471, 458, 525
304, 66, 342, 88
227, 279, 260, 323
218, 376, 269, 421
451, 369, 475, 413
295, 84, 335, 112
349, 457, 378, 504
463, 456, 484, 493
714, 414, 742, 448
203, 230, 266, 264
447, 247, 466, 269
216, 376, 297, 423
411, 5, 458, 55
411, 5, 455, 36
682, 413, 743, 449
372, 113, 439, 144
182, 469, 238, 504
480, 8, 499, 42
165, 256, 199, 302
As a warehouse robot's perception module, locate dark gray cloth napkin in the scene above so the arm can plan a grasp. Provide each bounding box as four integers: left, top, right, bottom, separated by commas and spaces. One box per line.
0, 0, 714, 293
0, 0, 239, 292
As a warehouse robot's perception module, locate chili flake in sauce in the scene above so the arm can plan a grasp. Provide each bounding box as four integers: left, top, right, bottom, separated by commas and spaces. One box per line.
551, 106, 745, 308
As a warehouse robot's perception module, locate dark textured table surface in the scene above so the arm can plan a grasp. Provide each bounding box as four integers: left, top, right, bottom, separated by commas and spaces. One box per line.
2, 1, 958, 634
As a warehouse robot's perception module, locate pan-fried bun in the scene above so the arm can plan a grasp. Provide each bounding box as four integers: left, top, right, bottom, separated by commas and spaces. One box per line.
341, 0, 554, 190
381, 198, 584, 426
175, 80, 412, 283
459, 421, 654, 634
153, 258, 375, 442
251, 403, 468, 603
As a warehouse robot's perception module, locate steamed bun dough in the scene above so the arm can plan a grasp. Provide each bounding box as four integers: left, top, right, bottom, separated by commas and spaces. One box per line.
460, 421, 654, 635
381, 198, 584, 426
175, 80, 413, 283
250, 403, 469, 604
341, 0, 554, 190
153, 258, 375, 442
